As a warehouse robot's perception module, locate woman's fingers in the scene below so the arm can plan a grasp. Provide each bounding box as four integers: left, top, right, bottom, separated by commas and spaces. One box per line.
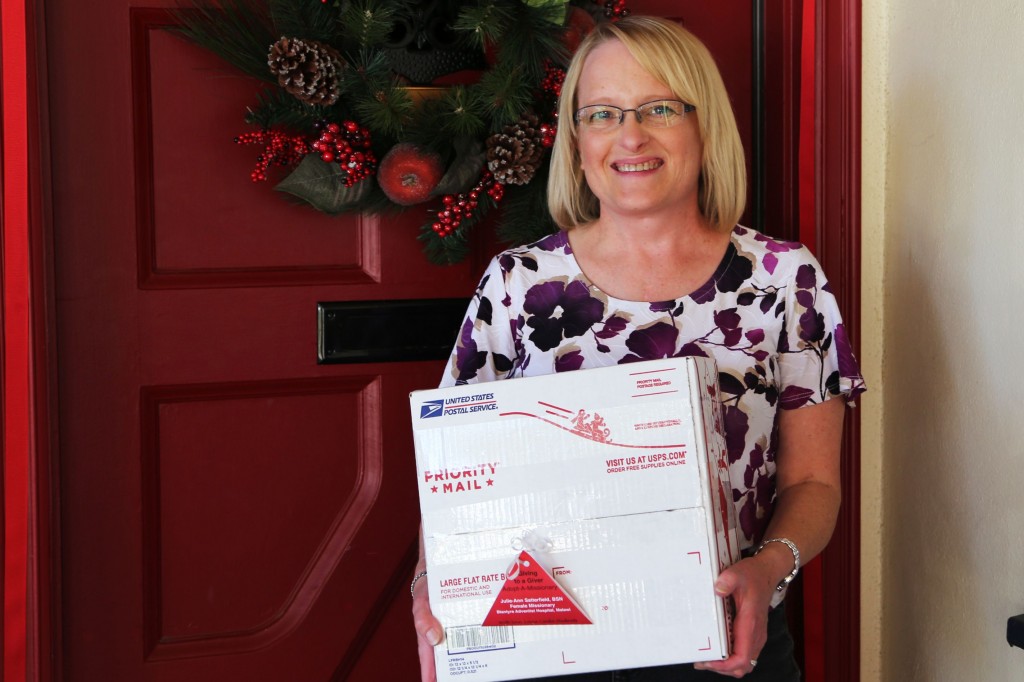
412, 579, 443, 682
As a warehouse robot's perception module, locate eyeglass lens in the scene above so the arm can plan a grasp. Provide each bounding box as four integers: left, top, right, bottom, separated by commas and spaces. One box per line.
575, 100, 695, 129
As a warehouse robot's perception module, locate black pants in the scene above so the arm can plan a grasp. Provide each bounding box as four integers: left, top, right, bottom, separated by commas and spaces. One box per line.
526, 603, 800, 682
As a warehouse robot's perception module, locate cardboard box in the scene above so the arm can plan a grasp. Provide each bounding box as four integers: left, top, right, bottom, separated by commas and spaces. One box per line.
410, 357, 740, 681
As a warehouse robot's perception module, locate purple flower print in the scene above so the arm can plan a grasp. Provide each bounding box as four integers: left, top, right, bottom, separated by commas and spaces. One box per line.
799, 308, 826, 343
691, 245, 752, 303
499, 252, 538, 274
555, 349, 585, 373
454, 317, 487, 382
492, 353, 514, 373
723, 405, 749, 464
678, 342, 708, 358
737, 467, 776, 542
714, 250, 753, 294
523, 279, 605, 352
795, 289, 815, 309
753, 231, 801, 252
714, 308, 743, 346
476, 296, 493, 325
738, 494, 758, 540
537, 231, 567, 253
619, 322, 678, 363
718, 372, 746, 402
595, 314, 629, 340
779, 385, 814, 409
754, 233, 801, 275
795, 263, 817, 290
760, 291, 779, 315
833, 323, 857, 379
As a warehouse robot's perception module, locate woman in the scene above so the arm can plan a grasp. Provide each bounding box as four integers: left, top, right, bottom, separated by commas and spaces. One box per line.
412, 15, 865, 681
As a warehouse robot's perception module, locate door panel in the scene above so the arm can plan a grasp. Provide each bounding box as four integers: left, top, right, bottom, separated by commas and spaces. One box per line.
50, 1, 789, 680
52, 2, 468, 679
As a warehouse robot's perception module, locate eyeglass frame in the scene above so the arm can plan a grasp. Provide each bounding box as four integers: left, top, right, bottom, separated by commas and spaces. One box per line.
573, 99, 697, 130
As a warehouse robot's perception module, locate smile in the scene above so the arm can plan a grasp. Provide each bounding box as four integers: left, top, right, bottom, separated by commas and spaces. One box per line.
612, 160, 662, 172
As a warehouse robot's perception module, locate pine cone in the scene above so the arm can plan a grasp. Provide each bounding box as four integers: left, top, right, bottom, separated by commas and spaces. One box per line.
486, 112, 546, 186
268, 37, 343, 106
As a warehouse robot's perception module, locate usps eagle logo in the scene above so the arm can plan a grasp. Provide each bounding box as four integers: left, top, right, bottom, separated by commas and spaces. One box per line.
420, 400, 444, 419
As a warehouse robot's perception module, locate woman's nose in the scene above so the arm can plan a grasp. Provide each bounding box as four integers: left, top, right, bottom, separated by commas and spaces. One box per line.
616, 115, 650, 149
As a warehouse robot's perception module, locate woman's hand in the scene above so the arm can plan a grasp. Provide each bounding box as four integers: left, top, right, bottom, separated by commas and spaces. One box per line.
412, 571, 443, 682
696, 398, 846, 677
692, 555, 779, 678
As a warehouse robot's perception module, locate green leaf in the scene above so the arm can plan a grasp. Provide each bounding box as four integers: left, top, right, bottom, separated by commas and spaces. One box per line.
434, 137, 486, 196
275, 155, 370, 213
525, 0, 568, 25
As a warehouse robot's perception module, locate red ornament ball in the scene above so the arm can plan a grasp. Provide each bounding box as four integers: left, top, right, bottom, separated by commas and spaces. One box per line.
377, 143, 445, 206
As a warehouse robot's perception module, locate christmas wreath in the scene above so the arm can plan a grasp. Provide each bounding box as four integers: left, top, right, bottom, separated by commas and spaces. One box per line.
171, 0, 630, 265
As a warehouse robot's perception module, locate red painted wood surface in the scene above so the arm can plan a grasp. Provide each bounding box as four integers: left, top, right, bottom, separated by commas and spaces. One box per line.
3, 0, 58, 680
814, 0, 863, 680
3, 0, 32, 678
48, 3, 477, 679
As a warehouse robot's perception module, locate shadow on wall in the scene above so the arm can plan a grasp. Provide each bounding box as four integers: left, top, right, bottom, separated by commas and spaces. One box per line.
882, 68, 1024, 681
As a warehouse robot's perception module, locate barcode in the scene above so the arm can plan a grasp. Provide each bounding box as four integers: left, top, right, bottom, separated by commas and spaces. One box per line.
445, 625, 516, 654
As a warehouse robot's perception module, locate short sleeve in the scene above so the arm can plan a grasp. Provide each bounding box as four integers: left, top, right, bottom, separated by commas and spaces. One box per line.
439, 257, 519, 388
776, 248, 866, 409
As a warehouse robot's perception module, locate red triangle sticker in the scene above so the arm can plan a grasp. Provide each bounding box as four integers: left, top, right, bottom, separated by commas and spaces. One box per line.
482, 551, 592, 626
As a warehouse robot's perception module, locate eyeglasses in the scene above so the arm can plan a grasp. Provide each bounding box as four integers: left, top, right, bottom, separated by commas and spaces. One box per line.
574, 99, 696, 131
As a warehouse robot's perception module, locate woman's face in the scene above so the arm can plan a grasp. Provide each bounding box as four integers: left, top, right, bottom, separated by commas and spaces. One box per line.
575, 39, 703, 223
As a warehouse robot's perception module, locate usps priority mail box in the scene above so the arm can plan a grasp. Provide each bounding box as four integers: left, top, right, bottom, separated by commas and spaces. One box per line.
410, 357, 740, 681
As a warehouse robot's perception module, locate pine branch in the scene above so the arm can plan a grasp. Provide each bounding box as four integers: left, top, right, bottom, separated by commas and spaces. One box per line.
497, 2, 569, 84
169, 0, 277, 84
267, 0, 338, 43
474, 61, 533, 131
418, 224, 471, 266
413, 86, 487, 142
339, 0, 399, 49
354, 85, 414, 138
339, 49, 409, 138
245, 87, 329, 131
495, 161, 557, 247
341, 48, 396, 95
418, 191, 499, 266
453, 2, 515, 50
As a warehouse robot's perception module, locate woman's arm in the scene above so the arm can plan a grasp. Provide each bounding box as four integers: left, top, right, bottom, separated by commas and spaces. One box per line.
412, 525, 443, 682
694, 397, 845, 678
755, 397, 845, 582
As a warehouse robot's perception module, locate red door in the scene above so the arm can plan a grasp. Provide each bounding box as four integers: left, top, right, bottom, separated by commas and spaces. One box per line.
49, 2, 479, 679
48, 2, 795, 680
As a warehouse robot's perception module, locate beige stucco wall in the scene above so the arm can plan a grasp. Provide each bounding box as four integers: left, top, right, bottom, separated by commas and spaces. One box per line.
861, 0, 1024, 679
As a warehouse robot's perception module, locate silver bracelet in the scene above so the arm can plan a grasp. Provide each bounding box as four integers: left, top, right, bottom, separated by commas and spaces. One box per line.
410, 570, 428, 598
755, 538, 800, 592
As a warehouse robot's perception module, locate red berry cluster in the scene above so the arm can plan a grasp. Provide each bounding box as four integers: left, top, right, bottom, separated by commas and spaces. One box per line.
539, 123, 557, 148
431, 171, 505, 238
541, 62, 566, 99
234, 129, 310, 182
311, 121, 378, 187
602, 0, 630, 21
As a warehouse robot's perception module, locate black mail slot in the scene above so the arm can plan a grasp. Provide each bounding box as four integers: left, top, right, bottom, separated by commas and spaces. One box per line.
317, 298, 470, 364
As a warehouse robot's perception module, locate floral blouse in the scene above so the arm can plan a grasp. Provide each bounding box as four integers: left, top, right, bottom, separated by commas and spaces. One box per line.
440, 226, 866, 549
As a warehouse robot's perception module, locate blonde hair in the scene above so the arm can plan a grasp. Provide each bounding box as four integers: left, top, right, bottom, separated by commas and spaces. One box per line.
547, 16, 747, 232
